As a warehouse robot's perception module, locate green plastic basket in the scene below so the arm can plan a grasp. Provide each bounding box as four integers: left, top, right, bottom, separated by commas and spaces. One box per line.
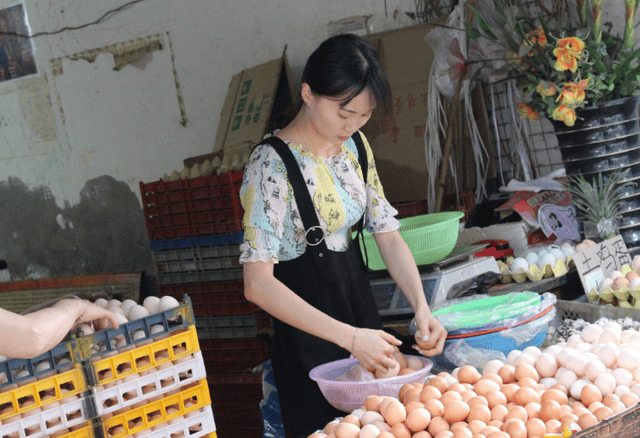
358, 211, 464, 271
432, 292, 542, 331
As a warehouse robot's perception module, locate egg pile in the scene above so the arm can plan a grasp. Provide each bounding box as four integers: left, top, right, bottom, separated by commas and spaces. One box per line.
309, 319, 640, 438
161, 150, 249, 182
550, 316, 640, 344
590, 255, 640, 307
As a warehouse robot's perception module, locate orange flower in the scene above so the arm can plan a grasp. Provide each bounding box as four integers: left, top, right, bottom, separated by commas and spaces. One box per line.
553, 37, 585, 73
523, 26, 548, 56
536, 81, 557, 97
552, 105, 577, 126
557, 80, 589, 106
517, 103, 542, 121
556, 37, 586, 55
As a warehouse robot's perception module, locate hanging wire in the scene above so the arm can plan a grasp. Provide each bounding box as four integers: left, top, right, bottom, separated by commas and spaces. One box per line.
3, 0, 147, 39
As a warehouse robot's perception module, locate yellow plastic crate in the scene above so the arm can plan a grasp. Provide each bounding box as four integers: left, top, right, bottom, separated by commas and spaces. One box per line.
91, 325, 200, 386
0, 366, 87, 421
100, 379, 211, 438
58, 423, 93, 438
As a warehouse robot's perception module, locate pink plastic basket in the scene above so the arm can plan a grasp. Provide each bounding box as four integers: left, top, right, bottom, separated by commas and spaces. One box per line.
309, 356, 434, 413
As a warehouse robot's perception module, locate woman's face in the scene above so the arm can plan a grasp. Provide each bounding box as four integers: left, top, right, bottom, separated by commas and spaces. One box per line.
302, 84, 376, 147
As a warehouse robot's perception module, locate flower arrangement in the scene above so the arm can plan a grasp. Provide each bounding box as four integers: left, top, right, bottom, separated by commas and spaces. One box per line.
465, 0, 640, 126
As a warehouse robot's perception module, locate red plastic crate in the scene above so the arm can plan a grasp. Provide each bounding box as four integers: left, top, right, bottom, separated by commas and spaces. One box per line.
158, 281, 260, 317
208, 372, 263, 398
212, 405, 262, 421
391, 199, 429, 219
140, 171, 244, 239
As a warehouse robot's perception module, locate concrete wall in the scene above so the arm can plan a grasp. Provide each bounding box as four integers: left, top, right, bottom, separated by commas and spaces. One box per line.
0, 0, 419, 282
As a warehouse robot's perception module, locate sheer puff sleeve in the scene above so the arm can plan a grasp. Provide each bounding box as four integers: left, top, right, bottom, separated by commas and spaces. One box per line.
239, 143, 290, 264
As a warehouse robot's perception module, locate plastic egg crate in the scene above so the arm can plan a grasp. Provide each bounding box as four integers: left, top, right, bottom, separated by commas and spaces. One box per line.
0, 393, 93, 438
98, 379, 211, 438
93, 350, 206, 416
0, 366, 88, 421
130, 405, 216, 438
77, 297, 195, 363
497, 243, 576, 284
89, 325, 200, 388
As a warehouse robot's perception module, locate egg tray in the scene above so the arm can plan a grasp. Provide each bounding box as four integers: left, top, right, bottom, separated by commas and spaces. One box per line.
497, 257, 572, 284
0, 392, 94, 438
158, 281, 260, 318
562, 143, 640, 175
98, 379, 210, 438
127, 405, 216, 438
557, 119, 640, 150
92, 350, 207, 416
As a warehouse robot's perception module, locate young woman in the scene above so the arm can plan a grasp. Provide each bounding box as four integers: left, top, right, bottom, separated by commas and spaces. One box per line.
240, 34, 447, 437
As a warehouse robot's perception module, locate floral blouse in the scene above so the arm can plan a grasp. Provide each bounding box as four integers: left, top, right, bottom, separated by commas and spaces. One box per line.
239, 131, 400, 263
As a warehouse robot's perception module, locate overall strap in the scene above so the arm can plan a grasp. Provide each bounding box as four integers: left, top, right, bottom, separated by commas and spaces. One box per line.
256, 136, 333, 275
351, 131, 370, 270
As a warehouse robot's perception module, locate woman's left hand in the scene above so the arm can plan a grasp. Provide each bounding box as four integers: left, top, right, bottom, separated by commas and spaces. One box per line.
412, 310, 446, 357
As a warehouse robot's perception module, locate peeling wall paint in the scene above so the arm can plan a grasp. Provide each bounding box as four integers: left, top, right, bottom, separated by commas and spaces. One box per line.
0, 176, 154, 281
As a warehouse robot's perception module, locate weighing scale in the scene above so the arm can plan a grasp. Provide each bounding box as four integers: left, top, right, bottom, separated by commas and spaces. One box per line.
369, 245, 501, 318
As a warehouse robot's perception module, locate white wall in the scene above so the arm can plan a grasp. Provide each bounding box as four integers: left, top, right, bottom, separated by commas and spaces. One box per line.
1, 0, 419, 208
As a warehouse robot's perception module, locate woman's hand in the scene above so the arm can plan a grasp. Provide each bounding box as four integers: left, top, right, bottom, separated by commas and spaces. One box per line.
412, 310, 446, 357
350, 327, 402, 374
68, 300, 120, 331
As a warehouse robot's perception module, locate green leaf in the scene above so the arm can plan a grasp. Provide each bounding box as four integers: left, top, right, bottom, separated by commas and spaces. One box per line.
468, 5, 499, 41
464, 23, 482, 41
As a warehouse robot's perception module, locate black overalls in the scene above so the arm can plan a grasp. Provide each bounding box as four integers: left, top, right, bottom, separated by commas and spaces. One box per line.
256, 133, 383, 438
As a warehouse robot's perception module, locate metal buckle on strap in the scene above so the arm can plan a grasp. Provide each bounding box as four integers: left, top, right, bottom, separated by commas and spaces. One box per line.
305, 226, 325, 246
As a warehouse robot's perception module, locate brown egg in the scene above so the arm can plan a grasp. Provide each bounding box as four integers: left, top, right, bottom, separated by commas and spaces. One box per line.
377, 432, 395, 438
525, 417, 546, 438
391, 423, 412, 438
539, 400, 562, 422
412, 432, 431, 438
627, 271, 640, 282
577, 412, 598, 430
524, 402, 541, 419
607, 399, 626, 414
467, 404, 491, 424
488, 419, 503, 429
594, 406, 614, 421
404, 387, 422, 404
541, 388, 569, 406
504, 419, 527, 438
405, 407, 431, 432
468, 396, 488, 409
342, 414, 361, 427
324, 420, 339, 434
468, 419, 487, 434
462, 390, 478, 403
572, 406, 590, 418
588, 401, 605, 413
517, 377, 538, 390
458, 365, 482, 385
404, 400, 425, 414
434, 432, 454, 438
545, 419, 562, 434
480, 373, 503, 386
474, 379, 501, 397
506, 405, 527, 423
449, 383, 469, 394
500, 383, 519, 403
425, 399, 445, 418
429, 376, 450, 393
560, 404, 573, 417
444, 400, 471, 423
364, 395, 383, 412
399, 383, 415, 403
497, 365, 516, 384
451, 427, 473, 438
621, 391, 640, 408
549, 384, 568, 395
392, 351, 409, 369
514, 387, 539, 406
482, 390, 505, 409
420, 385, 442, 403
581, 384, 605, 407
399, 367, 414, 376
360, 411, 384, 425
334, 422, 360, 438
490, 404, 508, 423
428, 416, 450, 436
480, 426, 501, 436
450, 422, 469, 432
441, 391, 463, 406
514, 364, 539, 382
485, 430, 508, 438
382, 400, 407, 426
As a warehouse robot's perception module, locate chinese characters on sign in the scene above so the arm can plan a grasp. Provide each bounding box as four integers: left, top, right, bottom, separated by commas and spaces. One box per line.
574, 236, 631, 294
231, 79, 266, 132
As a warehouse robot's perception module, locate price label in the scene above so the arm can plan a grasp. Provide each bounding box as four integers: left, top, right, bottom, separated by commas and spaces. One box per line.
573, 236, 631, 294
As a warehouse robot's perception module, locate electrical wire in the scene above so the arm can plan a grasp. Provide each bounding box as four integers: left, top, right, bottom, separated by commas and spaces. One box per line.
4, 0, 147, 39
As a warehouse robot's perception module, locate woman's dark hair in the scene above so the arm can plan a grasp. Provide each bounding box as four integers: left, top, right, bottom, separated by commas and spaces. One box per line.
301, 33, 392, 119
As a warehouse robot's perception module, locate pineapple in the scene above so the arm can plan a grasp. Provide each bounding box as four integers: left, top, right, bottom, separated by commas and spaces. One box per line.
565, 169, 635, 241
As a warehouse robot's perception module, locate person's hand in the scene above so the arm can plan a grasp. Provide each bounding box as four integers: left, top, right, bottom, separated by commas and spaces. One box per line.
73, 300, 120, 331
350, 327, 402, 374
412, 310, 446, 357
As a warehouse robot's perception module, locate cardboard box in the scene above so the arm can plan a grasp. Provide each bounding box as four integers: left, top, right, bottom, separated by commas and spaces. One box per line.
211, 52, 297, 157
362, 22, 440, 204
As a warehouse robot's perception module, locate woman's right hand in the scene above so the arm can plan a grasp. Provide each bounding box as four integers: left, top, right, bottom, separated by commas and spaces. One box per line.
350, 327, 402, 374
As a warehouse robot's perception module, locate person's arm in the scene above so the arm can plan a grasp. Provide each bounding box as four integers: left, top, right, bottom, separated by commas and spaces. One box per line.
374, 230, 447, 356
0, 299, 119, 359
243, 261, 400, 373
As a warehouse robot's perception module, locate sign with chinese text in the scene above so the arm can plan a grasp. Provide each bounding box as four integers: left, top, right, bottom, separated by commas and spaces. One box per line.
573, 236, 631, 294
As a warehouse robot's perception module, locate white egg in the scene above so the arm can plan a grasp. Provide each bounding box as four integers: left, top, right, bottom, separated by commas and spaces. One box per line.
537, 249, 549, 258
549, 248, 566, 263
510, 257, 529, 273
121, 299, 137, 314
561, 245, 575, 257
143, 296, 161, 314
611, 270, 625, 280
538, 253, 557, 269
114, 313, 129, 325
159, 295, 181, 312
630, 277, 640, 290
632, 255, 640, 271
94, 298, 109, 308
127, 305, 151, 321
525, 252, 539, 265
599, 278, 614, 294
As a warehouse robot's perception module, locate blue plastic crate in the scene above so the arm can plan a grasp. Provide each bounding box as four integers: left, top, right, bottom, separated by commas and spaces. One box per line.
149, 231, 244, 250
